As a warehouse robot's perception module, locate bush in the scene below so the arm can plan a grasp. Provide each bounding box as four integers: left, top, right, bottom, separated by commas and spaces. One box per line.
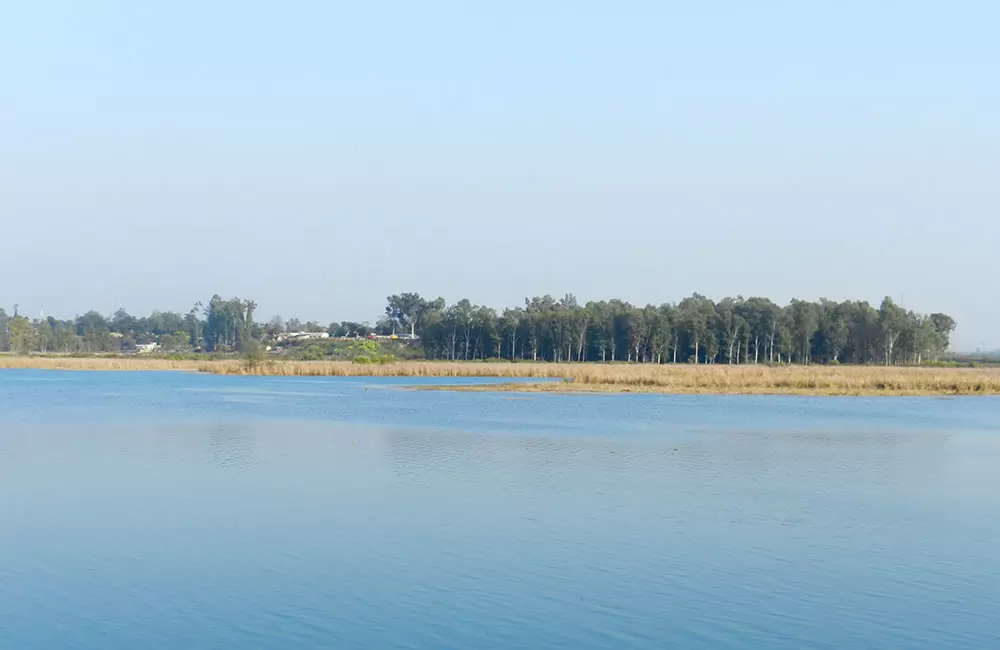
242, 340, 267, 372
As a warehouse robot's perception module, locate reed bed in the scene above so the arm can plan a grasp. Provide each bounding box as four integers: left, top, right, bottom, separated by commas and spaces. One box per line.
199, 360, 1000, 395
3, 356, 999, 395
203, 360, 577, 379
437, 364, 1000, 396
0, 356, 204, 371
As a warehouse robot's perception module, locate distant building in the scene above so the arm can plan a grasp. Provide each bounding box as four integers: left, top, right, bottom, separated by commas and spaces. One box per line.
136, 342, 160, 354
366, 333, 419, 342
273, 331, 330, 343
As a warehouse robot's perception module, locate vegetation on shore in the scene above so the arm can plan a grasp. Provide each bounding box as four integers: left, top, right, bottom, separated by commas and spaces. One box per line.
0, 356, 206, 372
2, 357, 999, 396
418, 366, 1000, 396
1, 291, 957, 367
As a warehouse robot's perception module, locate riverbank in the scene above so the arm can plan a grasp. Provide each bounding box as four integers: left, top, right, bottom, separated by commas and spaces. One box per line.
2, 356, 999, 395
409, 363, 1000, 396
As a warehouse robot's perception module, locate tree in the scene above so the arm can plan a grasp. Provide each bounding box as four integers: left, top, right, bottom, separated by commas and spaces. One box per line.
0, 308, 9, 351
266, 316, 285, 339
201, 296, 258, 352
186, 303, 204, 350
500, 308, 522, 360
386, 293, 434, 339
75, 311, 114, 353
816, 300, 849, 363
35, 319, 55, 353
645, 304, 673, 364
241, 339, 267, 372
878, 297, 908, 365
616, 306, 644, 363
716, 297, 746, 364
929, 313, 956, 360
586, 301, 614, 362
743, 297, 778, 363
111, 308, 137, 334
160, 330, 192, 353
843, 300, 879, 364
8, 316, 35, 354
242, 300, 258, 348
677, 294, 714, 363
0, 292, 957, 364
788, 300, 819, 364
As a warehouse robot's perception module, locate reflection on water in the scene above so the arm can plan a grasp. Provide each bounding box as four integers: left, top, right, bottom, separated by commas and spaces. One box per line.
207, 423, 258, 469
1, 370, 999, 649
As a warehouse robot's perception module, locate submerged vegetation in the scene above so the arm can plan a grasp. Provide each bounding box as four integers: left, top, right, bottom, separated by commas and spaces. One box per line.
2, 357, 998, 396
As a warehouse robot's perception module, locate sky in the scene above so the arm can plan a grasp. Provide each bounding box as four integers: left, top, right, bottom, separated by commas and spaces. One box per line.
2, 1, 998, 350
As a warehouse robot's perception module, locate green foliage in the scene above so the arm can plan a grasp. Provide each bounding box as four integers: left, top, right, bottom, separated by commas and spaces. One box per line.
203, 296, 257, 352
8, 316, 36, 354
348, 339, 396, 364
295, 344, 328, 361
413, 293, 957, 366
922, 360, 961, 368
159, 330, 191, 353
241, 339, 267, 372
0, 291, 958, 367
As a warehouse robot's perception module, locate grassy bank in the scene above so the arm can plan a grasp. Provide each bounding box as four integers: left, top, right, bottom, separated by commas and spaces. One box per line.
0, 356, 206, 371
407, 363, 1000, 396
3, 356, 1000, 395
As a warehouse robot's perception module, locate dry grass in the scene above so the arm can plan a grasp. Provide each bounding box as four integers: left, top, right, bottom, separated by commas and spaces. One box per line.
3, 356, 1000, 395
423, 367, 1000, 396
0, 356, 205, 372
200, 360, 1000, 395
205, 360, 579, 379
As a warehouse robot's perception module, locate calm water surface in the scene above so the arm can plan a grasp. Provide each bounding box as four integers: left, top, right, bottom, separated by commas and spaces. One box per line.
1, 370, 999, 649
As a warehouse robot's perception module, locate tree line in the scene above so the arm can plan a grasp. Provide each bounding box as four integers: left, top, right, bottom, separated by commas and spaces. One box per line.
0, 296, 255, 355
1, 293, 956, 365
383, 293, 955, 365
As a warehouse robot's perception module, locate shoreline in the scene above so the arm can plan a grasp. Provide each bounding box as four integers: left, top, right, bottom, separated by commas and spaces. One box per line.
2, 357, 999, 396
411, 382, 978, 397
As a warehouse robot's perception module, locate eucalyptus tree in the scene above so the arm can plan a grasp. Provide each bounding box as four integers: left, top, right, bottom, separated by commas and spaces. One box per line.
0, 291, 959, 365
878, 297, 908, 365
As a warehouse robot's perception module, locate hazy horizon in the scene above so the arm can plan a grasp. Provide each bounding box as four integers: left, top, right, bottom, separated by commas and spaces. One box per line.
4, 2, 998, 350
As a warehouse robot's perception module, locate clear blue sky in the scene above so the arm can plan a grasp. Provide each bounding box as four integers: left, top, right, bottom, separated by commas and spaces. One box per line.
3, 1, 997, 349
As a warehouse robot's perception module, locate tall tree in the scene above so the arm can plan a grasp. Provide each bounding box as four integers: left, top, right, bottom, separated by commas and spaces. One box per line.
385, 293, 427, 338
788, 300, 819, 363
878, 297, 908, 365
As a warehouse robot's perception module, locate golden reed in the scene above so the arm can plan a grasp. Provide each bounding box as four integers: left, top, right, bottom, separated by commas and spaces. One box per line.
3, 356, 999, 395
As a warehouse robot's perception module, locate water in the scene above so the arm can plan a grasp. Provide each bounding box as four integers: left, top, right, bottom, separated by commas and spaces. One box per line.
1, 369, 999, 649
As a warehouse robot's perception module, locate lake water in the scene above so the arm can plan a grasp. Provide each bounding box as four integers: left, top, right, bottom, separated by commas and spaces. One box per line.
1, 369, 999, 649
